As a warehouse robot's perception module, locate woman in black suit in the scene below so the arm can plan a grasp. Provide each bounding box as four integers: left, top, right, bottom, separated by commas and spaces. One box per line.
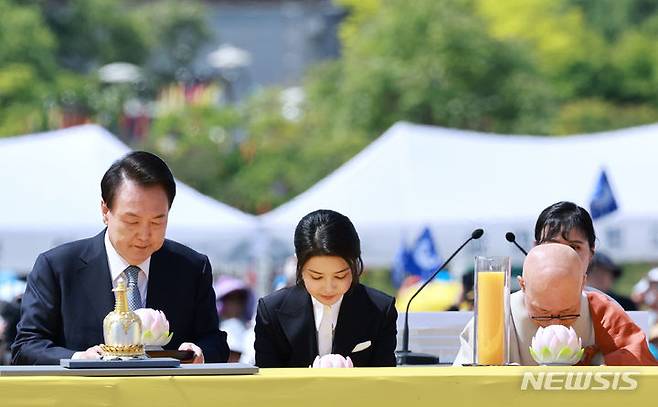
254, 209, 398, 367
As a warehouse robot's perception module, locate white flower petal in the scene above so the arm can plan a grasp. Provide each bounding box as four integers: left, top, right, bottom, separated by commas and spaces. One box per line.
134, 308, 172, 345
554, 325, 569, 344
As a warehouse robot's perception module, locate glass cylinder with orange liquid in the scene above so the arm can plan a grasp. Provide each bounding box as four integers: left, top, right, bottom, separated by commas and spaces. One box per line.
473, 256, 510, 365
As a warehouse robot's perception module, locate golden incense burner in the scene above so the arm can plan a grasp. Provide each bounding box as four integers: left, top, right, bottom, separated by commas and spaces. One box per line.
101, 277, 144, 358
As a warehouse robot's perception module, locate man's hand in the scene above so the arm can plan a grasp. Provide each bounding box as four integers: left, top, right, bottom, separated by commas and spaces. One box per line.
178, 342, 204, 364
71, 345, 103, 360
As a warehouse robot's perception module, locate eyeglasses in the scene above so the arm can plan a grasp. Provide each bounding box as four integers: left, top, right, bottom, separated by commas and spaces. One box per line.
530, 314, 580, 322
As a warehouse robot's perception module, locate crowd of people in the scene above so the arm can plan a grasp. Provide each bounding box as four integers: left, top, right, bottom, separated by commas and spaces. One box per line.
1, 152, 657, 366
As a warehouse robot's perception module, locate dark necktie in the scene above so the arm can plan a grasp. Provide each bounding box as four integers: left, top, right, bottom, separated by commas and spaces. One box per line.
124, 265, 143, 311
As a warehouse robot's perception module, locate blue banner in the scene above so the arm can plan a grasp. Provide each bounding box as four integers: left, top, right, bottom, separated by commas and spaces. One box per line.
391, 227, 445, 286
590, 168, 618, 220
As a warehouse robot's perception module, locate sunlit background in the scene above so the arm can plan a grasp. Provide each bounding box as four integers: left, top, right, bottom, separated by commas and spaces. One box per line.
2, 0, 658, 363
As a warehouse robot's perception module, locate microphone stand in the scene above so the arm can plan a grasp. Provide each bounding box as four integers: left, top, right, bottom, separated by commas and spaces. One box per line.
396, 229, 484, 365
505, 232, 528, 255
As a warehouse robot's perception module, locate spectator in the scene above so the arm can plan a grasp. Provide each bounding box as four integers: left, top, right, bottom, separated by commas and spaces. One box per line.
215, 275, 255, 362
632, 268, 658, 327
0, 299, 21, 365
587, 252, 637, 311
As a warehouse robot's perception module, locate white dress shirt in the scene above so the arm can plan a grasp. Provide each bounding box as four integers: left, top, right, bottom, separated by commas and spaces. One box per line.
311, 295, 343, 355
104, 231, 150, 304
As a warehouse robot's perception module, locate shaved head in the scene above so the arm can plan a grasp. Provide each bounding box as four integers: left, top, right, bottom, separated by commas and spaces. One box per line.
520, 243, 586, 327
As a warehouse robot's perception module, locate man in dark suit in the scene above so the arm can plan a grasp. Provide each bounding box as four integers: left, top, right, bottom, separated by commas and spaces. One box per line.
11, 151, 229, 365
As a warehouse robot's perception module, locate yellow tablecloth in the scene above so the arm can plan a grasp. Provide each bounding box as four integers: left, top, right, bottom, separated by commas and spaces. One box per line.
1, 366, 657, 407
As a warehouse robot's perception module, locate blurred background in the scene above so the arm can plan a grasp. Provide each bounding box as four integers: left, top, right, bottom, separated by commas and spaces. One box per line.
2, 0, 658, 362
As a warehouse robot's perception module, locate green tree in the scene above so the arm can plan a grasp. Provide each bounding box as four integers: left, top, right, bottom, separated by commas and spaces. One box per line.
136, 1, 213, 91
227, 88, 319, 213
476, 0, 607, 99
570, 0, 658, 41
475, 0, 658, 131
334, 0, 381, 47
142, 103, 244, 204
310, 0, 556, 138
0, 0, 56, 135
0, 0, 213, 136
554, 99, 658, 134
144, 88, 312, 213
31, 0, 149, 73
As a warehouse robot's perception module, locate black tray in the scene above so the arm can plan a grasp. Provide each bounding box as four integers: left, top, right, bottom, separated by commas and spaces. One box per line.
60, 357, 180, 369
145, 349, 195, 361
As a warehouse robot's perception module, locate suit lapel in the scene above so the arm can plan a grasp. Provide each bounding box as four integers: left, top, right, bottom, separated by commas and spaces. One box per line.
78, 231, 114, 326
333, 285, 370, 356
144, 243, 173, 310
278, 286, 317, 362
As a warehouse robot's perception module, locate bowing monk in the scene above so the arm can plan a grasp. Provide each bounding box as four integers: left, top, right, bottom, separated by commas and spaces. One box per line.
454, 243, 657, 366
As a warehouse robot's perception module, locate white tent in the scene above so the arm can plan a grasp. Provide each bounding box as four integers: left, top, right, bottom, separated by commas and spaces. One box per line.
261, 121, 658, 270
0, 125, 258, 273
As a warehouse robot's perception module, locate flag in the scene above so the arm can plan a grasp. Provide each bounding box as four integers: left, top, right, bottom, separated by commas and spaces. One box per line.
589, 168, 619, 220
408, 227, 443, 279
391, 227, 448, 287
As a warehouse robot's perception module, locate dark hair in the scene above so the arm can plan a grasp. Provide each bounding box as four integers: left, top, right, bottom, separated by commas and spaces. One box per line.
534, 201, 596, 249
101, 151, 176, 209
294, 209, 364, 287
587, 252, 622, 279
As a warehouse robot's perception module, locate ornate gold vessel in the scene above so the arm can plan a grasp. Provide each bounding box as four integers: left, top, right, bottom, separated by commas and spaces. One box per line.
101, 277, 144, 358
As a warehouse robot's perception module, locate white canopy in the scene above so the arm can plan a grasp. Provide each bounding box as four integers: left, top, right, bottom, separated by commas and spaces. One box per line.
262, 121, 658, 270
0, 125, 258, 273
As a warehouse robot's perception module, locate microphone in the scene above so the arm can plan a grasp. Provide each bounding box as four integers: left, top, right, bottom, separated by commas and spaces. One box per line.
396, 228, 484, 365
505, 232, 528, 255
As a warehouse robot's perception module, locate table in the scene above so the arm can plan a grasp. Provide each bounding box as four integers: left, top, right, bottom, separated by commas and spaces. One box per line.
1, 366, 657, 407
